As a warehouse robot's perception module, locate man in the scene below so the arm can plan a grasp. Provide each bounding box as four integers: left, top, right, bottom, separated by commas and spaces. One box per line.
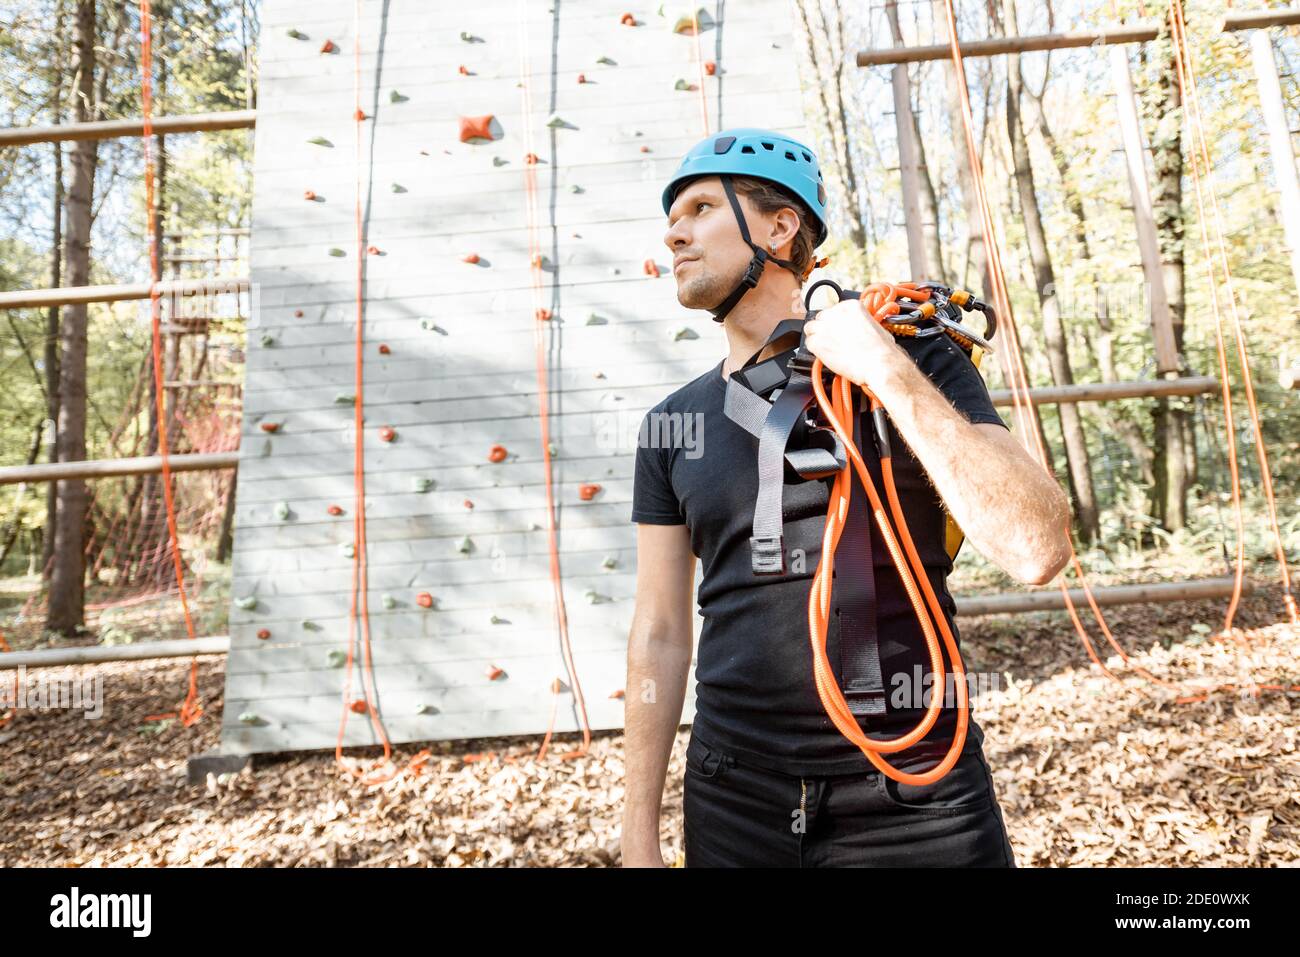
620, 128, 1071, 868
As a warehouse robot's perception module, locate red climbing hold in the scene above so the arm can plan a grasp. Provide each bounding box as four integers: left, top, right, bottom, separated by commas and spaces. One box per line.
355, 109, 367, 121
536, 308, 552, 322
378, 426, 396, 442
485, 665, 504, 681
579, 483, 602, 501
416, 592, 435, 608
327, 504, 344, 516
378, 343, 390, 355
577, 73, 586, 84
620, 12, 636, 25
640, 145, 651, 153
463, 498, 474, 510
462, 253, 480, 264
260, 422, 280, 433
257, 629, 271, 640
610, 689, 626, 699
367, 245, 382, 255
643, 258, 660, 277
458, 114, 496, 143
458, 65, 469, 75
524, 152, 539, 165
705, 61, 717, 76
349, 699, 368, 715
488, 444, 508, 462
294, 309, 304, 318
320, 38, 336, 53
303, 189, 317, 201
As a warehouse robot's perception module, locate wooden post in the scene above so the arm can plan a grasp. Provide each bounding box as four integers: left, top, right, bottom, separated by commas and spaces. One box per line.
887, 7, 928, 278
1110, 44, 1179, 375
1250, 30, 1300, 299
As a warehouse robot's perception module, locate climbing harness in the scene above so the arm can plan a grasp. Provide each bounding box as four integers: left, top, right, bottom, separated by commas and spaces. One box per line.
662, 128, 832, 323
724, 278, 998, 783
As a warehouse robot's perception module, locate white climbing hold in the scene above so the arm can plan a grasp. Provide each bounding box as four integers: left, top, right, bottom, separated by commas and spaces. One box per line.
274, 501, 291, 521
239, 711, 260, 724
234, 595, 258, 610
602, 555, 618, 570
339, 543, 355, 558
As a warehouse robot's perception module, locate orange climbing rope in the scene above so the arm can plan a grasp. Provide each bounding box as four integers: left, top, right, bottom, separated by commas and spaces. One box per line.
519, 0, 591, 761
806, 282, 972, 785
935, 0, 1297, 708
138, 0, 202, 728
332, 0, 429, 785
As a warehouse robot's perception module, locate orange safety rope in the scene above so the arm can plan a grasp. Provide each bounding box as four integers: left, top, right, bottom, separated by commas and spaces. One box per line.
519, 0, 591, 761
332, 0, 429, 784
808, 282, 972, 784
935, 0, 1297, 707
139, 0, 202, 727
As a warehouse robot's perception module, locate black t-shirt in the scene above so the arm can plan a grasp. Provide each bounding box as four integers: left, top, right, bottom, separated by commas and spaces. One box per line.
631, 333, 1009, 776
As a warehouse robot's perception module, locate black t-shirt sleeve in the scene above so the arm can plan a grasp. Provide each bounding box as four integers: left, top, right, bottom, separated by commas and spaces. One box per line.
919, 338, 1008, 430
630, 409, 685, 525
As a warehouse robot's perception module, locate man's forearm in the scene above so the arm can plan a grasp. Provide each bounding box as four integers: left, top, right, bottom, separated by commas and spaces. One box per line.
860, 350, 1070, 583
622, 629, 692, 851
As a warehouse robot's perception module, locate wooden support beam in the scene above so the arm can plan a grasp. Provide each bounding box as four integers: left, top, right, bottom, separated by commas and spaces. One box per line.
954, 576, 1253, 617
0, 110, 255, 147
0, 276, 249, 310
0, 636, 230, 670
988, 375, 1217, 407
0, 451, 239, 486
1250, 30, 1300, 299
857, 10, 1300, 67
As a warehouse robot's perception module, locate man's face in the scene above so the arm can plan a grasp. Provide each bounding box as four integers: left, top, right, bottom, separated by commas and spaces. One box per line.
663, 176, 752, 311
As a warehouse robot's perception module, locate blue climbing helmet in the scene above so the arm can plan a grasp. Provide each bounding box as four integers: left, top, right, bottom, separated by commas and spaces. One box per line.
662, 127, 830, 322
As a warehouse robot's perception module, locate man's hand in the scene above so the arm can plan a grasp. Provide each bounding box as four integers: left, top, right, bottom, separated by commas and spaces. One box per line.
802, 297, 910, 392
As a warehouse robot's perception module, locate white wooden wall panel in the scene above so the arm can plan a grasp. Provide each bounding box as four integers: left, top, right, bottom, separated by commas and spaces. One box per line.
223, 0, 816, 754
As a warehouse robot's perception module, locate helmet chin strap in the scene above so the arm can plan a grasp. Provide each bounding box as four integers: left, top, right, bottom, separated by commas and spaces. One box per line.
705, 174, 805, 323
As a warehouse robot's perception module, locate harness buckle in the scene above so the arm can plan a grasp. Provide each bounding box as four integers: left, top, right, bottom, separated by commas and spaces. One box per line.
749, 535, 786, 575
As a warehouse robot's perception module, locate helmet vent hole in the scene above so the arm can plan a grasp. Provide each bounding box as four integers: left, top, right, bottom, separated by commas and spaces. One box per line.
801, 151, 811, 162
741, 145, 755, 153
784, 150, 795, 161
760, 141, 774, 150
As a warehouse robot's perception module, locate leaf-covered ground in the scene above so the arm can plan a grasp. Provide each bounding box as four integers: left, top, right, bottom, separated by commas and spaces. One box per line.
0, 579, 1295, 867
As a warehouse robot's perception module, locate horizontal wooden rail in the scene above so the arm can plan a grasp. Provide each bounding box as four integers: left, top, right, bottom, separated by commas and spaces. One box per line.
856, 9, 1300, 67
0, 110, 256, 147
988, 375, 1218, 407
0, 636, 230, 670
954, 576, 1252, 617
0, 276, 249, 310
0, 451, 239, 486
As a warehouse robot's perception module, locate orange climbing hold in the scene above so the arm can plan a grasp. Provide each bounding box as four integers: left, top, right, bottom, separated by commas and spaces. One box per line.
609, 689, 625, 699
259, 422, 280, 433
327, 504, 344, 516
355, 109, 367, 121
524, 152, 539, 164
643, 258, 660, 277
536, 308, 552, 321
462, 252, 480, 264
488, 444, 508, 462
704, 61, 716, 76
377, 343, 390, 355
257, 629, 271, 640
303, 189, 317, 201
531, 253, 543, 268
367, 245, 382, 255
416, 592, 435, 608
550, 677, 565, 694
458, 64, 469, 75
578, 483, 602, 501
320, 38, 336, 53
349, 699, 369, 715
459, 114, 496, 143
620, 12, 635, 25
378, 426, 396, 442
463, 498, 474, 510
485, 665, 504, 681
639, 145, 651, 153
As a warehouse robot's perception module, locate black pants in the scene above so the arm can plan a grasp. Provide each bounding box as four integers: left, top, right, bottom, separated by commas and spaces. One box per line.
683, 721, 1017, 867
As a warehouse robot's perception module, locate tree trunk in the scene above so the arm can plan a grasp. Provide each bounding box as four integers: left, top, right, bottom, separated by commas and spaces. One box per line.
1140, 27, 1192, 532
46, 0, 98, 637
1001, 0, 1099, 543
42, 0, 68, 581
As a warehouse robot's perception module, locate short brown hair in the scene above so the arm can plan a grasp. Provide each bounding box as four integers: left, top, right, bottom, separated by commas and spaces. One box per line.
728, 175, 820, 282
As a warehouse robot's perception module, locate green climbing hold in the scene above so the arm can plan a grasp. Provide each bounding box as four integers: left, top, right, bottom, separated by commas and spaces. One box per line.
596, 55, 615, 65
412, 477, 435, 493
382, 594, 397, 609
674, 78, 691, 91
334, 393, 356, 405
584, 589, 608, 605
546, 442, 558, 456
570, 184, 583, 193
493, 156, 508, 167
239, 711, 260, 724
307, 136, 333, 147
302, 620, 323, 632
287, 28, 306, 40
326, 649, 346, 668
234, 595, 258, 611
489, 613, 505, 624
391, 182, 407, 193
390, 89, 408, 103
416, 703, 438, 715
260, 333, 276, 347
602, 555, 618, 570
673, 326, 699, 341
456, 535, 474, 555
586, 313, 607, 326
328, 247, 345, 257
274, 501, 291, 521
339, 543, 355, 558
546, 113, 566, 129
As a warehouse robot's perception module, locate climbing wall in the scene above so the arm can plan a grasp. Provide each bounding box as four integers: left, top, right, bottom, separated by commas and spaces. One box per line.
223, 0, 816, 754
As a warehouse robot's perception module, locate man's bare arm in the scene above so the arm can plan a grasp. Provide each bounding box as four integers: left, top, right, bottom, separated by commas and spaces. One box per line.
621, 522, 696, 868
